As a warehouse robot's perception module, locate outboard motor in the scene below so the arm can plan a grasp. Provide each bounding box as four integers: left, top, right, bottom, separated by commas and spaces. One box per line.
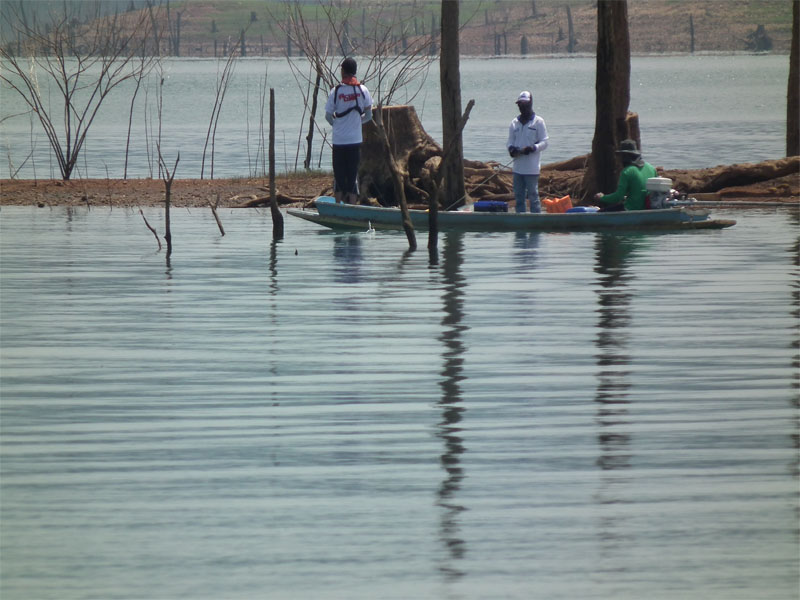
646, 177, 673, 209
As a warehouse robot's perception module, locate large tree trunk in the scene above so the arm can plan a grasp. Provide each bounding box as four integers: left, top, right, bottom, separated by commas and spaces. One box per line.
360, 105, 441, 206
369, 107, 417, 250
581, 0, 632, 201
788, 0, 799, 157
440, 0, 467, 210
360, 106, 512, 210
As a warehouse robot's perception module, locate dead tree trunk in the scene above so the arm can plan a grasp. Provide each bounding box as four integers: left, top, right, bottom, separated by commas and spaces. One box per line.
788, 0, 799, 156
269, 88, 284, 240
371, 107, 417, 250
581, 0, 631, 201
360, 105, 441, 206
440, 0, 467, 213
429, 100, 475, 256
157, 150, 179, 259
566, 5, 577, 53
304, 64, 322, 170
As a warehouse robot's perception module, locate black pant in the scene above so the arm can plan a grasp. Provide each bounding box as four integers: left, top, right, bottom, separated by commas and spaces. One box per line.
332, 143, 361, 195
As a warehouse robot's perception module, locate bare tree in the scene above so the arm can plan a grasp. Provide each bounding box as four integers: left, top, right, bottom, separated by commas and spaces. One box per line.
271, 0, 436, 172
124, 48, 154, 179
439, 0, 467, 211
788, 0, 799, 157
271, 0, 439, 250
581, 0, 632, 200
428, 99, 474, 258
371, 105, 417, 250
269, 88, 284, 240
201, 41, 238, 179
304, 63, 323, 170
566, 5, 577, 53
157, 146, 178, 259
0, 1, 159, 180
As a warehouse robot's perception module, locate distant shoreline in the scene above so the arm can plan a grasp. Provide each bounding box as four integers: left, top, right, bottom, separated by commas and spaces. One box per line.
120, 50, 792, 61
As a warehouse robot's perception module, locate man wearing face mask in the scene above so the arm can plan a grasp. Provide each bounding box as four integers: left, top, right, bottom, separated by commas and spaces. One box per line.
507, 90, 549, 213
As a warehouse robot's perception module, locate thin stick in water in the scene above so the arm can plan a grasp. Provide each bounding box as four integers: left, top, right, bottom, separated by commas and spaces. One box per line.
139, 209, 162, 250
210, 194, 225, 236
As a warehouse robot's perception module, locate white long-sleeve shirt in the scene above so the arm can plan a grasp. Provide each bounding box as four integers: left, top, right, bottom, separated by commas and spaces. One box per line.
507, 114, 549, 175
324, 83, 373, 146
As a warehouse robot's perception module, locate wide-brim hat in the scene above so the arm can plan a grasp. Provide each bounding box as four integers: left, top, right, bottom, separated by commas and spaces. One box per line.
616, 139, 641, 156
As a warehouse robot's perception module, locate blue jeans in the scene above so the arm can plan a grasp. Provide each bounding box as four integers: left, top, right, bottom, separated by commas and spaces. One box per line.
513, 173, 540, 213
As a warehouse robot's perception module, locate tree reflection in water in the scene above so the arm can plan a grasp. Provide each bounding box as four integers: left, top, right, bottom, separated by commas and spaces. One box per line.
594, 233, 640, 472
593, 233, 641, 555
436, 232, 469, 580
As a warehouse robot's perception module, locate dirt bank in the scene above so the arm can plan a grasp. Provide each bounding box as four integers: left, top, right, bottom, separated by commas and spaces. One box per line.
1, 157, 797, 209
0, 173, 332, 209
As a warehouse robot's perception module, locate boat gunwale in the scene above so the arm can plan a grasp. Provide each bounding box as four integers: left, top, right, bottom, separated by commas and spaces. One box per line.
287, 203, 735, 232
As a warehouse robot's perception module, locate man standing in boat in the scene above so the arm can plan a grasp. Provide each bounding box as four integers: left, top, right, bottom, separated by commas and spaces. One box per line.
507, 90, 549, 213
325, 58, 373, 205
594, 139, 658, 211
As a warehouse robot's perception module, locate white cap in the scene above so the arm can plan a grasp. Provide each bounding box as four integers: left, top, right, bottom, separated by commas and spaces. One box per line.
516, 91, 532, 104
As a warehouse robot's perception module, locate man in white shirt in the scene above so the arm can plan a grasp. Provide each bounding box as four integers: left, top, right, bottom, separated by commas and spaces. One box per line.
507, 91, 549, 213
324, 58, 373, 204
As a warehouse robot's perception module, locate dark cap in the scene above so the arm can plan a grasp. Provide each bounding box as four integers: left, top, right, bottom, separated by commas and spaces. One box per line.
341, 57, 357, 76
615, 139, 641, 156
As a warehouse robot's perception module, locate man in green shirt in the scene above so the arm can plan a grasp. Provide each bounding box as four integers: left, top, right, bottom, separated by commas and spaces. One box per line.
594, 139, 658, 211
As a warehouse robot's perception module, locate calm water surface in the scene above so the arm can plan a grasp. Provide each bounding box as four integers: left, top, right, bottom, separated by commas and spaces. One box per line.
1, 207, 797, 599
0, 54, 789, 178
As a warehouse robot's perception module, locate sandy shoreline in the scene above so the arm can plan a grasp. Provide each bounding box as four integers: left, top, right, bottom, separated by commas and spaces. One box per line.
1, 164, 798, 209
0, 174, 333, 209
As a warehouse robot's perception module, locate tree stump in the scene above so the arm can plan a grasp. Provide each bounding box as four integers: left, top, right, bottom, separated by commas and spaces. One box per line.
360, 105, 442, 206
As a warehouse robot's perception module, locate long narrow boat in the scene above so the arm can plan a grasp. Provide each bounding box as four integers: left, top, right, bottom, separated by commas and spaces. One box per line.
288, 197, 736, 232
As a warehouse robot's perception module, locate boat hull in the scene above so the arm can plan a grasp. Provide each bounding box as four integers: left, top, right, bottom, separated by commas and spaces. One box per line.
287, 198, 736, 232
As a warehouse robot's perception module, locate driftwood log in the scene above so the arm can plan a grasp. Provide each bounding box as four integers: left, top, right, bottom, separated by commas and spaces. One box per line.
537, 155, 799, 202
234, 191, 317, 208
662, 156, 800, 195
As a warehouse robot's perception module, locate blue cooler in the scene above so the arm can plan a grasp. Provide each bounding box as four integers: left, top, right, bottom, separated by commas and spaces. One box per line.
474, 200, 508, 213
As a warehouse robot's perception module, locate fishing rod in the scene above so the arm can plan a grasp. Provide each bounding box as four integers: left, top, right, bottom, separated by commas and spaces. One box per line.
670, 200, 793, 208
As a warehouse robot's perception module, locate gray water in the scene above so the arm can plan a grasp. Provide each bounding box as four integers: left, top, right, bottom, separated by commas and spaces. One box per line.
1, 206, 798, 599
0, 54, 790, 179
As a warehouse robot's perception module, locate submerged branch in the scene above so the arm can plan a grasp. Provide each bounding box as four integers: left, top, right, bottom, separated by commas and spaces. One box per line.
139, 209, 162, 251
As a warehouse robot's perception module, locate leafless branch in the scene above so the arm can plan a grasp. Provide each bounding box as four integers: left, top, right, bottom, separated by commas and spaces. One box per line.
0, 1, 162, 180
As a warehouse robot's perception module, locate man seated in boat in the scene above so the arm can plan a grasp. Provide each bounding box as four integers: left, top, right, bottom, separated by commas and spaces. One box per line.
593, 139, 657, 211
